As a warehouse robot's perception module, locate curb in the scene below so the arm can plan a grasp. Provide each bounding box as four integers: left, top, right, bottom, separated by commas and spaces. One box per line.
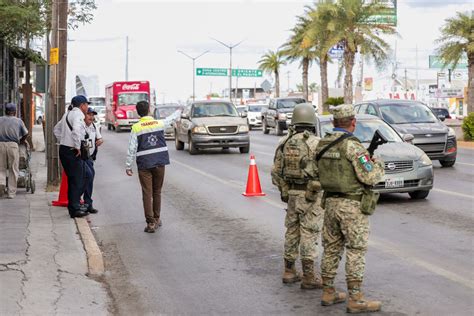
457, 141, 474, 149
75, 217, 104, 276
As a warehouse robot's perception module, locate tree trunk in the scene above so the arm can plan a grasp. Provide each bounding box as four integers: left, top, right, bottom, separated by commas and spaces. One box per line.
343, 46, 355, 104
275, 70, 280, 97
302, 57, 309, 101
468, 52, 474, 114
58, 0, 68, 119
320, 55, 329, 112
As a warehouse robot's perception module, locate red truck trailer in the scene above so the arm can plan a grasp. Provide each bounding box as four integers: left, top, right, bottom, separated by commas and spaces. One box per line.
105, 81, 150, 132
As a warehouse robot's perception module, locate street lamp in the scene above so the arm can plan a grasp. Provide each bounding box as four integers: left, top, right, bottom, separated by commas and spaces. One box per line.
177, 50, 209, 102
211, 38, 244, 103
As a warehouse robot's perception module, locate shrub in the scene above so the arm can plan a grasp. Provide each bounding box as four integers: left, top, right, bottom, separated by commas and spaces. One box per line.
325, 97, 344, 106
462, 113, 474, 141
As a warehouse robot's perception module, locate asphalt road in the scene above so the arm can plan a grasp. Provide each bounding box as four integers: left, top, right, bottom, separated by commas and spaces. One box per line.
90, 128, 474, 315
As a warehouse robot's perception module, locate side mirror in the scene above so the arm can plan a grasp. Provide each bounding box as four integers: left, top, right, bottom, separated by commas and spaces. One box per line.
402, 133, 415, 143
240, 111, 248, 118
438, 114, 446, 121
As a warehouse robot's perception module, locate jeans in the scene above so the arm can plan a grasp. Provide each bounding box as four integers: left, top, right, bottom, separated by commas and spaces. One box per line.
59, 145, 84, 215
83, 159, 95, 208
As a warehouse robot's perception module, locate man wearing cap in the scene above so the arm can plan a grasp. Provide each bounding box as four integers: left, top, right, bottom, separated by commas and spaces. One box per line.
54, 95, 89, 218
315, 104, 384, 313
0, 103, 28, 198
82, 107, 103, 214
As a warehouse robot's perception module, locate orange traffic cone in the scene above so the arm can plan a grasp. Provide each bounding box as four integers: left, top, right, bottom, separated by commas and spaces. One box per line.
52, 170, 68, 207
243, 154, 266, 197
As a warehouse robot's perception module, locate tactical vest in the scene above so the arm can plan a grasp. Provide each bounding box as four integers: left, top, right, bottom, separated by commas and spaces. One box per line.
280, 131, 319, 185
316, 134, 364, 193
132, 117, 170, 170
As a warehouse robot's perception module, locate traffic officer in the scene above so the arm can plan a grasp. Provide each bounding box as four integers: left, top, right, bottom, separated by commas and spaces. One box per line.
82, 107, 103, 214
271, 103, 324, 290
54, 95, 89, 218
125, 101, 179, 233
0, 103, 28, 198
315, 104, 385, 313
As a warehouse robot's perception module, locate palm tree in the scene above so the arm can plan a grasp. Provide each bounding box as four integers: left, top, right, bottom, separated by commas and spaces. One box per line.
317, 0, 396, 104
280, 14, 317, 101
435, 11, 474, 114
258, 50, 286, 97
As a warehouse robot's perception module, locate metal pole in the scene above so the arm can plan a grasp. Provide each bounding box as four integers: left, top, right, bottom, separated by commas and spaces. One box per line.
229, 47, 232, 102
125, 36, 129, 81
177, 50, 209, 102
415, 45, 419, 99
192, 59, 195, 102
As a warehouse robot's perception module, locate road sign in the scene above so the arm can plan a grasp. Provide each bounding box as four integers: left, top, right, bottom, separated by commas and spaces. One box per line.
364, 0, 397, 26
50, 47, 59, 65
260, 80, 272, 92
231, 69, 263, 77
196, 68, 228, 76
435, 88, 463, 98
329, 44, 344, 59
429, 55, 468, 69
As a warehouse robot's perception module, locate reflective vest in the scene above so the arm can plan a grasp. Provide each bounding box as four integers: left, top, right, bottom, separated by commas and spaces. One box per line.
132, 116, 170, 170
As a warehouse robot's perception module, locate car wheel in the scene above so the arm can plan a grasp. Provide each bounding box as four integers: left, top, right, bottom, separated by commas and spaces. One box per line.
408, 190, 430, 199
248, 125, 252, 131
188, 135, 198, 155
239, 145, 250, 154
115, 125, 121, 133
276, 122, 283, 136
107, 124, 111, 131
263, 120, 269, 134
439, 159, 455, 167
175, 132, 184, 150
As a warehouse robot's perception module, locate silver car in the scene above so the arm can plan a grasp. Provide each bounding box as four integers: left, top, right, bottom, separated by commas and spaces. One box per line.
318, 114, 434, 199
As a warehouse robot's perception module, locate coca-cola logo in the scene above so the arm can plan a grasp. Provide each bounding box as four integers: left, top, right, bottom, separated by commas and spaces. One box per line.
122, 83, 140, 90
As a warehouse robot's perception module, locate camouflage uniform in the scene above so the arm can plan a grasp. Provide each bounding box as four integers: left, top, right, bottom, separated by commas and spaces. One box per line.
316, 103, 385, 312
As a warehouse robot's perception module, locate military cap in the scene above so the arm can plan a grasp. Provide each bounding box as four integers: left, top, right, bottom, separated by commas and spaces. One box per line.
329, 103, 355, 119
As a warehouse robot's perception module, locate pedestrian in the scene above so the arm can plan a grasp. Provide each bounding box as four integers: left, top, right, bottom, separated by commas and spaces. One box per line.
0, 103, 28, 198
125, 100, 177, 233
82, 107, 103, 214
315, 104, 385, 313
271, 103, 324, 290
54, 95, 89, 218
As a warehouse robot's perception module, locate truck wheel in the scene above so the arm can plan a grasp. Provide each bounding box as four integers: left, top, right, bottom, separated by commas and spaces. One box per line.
175, 132, 184, 150
107, 124, 111, 131
275, 122, 283, 136
439, 159, 455, 167
239, 145, 250, 154
263, 120, 269, 134
188, 136, 198, 155
115, 126, 121, 133
408, 190, 430, 199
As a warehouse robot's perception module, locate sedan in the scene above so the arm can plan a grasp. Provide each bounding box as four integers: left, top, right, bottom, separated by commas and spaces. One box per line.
246, 103, 267, 129
318, 114, 434, 199
154, 104, 184, 139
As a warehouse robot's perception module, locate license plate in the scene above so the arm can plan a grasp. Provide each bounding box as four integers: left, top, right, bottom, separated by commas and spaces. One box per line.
385, 177, 404, 188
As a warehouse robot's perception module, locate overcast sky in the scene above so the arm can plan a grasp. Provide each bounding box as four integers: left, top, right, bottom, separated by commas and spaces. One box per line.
67, 0, 473, 102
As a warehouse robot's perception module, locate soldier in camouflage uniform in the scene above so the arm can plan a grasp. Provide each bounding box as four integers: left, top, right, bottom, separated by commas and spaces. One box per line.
315, 104, 385, 313
271, 103, 324, 290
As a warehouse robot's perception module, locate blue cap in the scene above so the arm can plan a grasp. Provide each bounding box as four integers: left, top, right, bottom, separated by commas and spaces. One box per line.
71, 95, 90, 107
87, 107, 97, 115
5, 103, 17, 112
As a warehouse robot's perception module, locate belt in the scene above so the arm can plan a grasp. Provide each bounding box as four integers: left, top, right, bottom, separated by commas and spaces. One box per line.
325, 192, 362, 202
289, 183, 307, 191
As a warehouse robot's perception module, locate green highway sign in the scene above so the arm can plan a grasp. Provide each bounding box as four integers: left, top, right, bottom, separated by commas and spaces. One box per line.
196, 68, 228, 76
231, 69, 263, 77
429, 55, 468, 69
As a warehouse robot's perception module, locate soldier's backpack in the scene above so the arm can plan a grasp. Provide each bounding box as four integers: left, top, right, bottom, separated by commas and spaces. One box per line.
280, 131, 316, 184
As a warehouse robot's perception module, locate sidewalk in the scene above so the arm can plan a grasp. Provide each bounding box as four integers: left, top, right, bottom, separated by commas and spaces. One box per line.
458, 140, 474, 149
0, 126, 109, 315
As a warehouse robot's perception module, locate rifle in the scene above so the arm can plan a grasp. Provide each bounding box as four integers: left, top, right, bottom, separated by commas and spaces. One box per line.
367, 129, 388, 157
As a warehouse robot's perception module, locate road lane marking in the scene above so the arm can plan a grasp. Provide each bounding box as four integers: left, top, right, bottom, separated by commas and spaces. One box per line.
433, 188, 474, 199
252, 150, 274, 157
370, 238, 474, 290
172, 157, 472, 288
456, 162, 474, 167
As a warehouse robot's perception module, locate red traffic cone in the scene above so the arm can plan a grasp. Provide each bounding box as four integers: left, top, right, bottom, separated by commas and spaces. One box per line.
243, 155, 266, 197
52, 170, 68, 207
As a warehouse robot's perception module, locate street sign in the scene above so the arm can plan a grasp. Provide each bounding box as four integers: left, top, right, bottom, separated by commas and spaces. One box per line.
429, 55, 468, 69
364, 0, 397, 26
50, 47, 59, 65
435, 88, 463, 98
196, 68, 228, 76
329, 44, 344, 59
231, 69, 263, 77
260, 80, 272, 92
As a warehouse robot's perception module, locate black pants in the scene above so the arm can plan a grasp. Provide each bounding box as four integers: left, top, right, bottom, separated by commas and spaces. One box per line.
59, 145, 84, 215
83, 159, 95, 208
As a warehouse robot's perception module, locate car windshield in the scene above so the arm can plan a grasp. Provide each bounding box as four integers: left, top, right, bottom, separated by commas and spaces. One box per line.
320, 119, 402, 143
431, 108, 448, 116
118, 93, 149, 106
156, 107, 181, 118
277, 98, 306, 109
248, 105, 263, 112
192, 103, 238, 117
89, 97, 105, 108
379, 102, 437, 124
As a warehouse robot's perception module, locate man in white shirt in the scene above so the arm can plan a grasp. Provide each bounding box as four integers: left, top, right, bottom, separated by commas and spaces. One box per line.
82, 107, 103, 213
54, 95, 89, 218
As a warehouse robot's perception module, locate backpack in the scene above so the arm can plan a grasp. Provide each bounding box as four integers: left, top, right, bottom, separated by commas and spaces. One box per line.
281, 131, 315, 184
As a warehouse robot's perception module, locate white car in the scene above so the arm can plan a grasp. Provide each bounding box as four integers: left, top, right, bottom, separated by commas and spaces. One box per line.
246, 103, 267, 130
96, 108, 106, 125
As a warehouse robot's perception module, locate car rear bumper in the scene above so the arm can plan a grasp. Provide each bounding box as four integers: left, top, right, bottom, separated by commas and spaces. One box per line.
374, 165, 434, 193
115, 119, 138, 128
192, 133, 250, 148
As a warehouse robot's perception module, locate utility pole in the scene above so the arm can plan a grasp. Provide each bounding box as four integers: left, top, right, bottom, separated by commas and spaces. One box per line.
415, 45, 419, 99
125, 36, 129, 80
286, 71, 290, 93
404, 68, 408, 92
177, 50, 209, 102
211, 38, 244, 103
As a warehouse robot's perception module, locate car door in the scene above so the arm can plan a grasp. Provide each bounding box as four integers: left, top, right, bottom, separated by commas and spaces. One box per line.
177, 105, 192, 143
267, 100, 277, 127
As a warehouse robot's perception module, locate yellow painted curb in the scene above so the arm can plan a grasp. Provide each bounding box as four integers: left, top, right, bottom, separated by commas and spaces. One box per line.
75, 217, 104, 276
